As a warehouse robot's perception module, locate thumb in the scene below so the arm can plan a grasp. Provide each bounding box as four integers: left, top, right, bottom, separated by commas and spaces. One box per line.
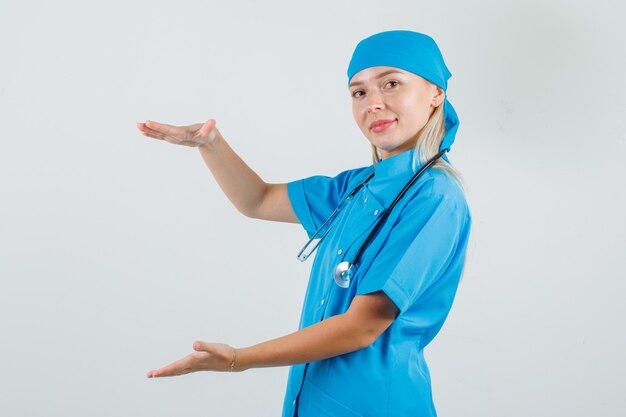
193, 340, 211, 352
198, 119, 217, 142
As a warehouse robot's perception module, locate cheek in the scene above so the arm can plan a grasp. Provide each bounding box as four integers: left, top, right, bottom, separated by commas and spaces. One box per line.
395, 98, 431, 135
398, 94, 430, 122
352, 104, 367, 129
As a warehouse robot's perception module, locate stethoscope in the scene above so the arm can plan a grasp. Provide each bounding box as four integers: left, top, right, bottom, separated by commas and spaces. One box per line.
297, 149, 447, 288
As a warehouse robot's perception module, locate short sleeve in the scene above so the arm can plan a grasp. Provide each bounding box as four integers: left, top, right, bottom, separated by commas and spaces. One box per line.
287, 167, 371, 238
356, 182, 471, 313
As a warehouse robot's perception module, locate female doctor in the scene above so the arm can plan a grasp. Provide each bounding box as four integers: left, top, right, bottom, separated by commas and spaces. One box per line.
137, 30, 471, 417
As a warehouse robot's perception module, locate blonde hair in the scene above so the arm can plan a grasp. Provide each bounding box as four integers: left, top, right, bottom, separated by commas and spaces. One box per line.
371, 102, 465, 190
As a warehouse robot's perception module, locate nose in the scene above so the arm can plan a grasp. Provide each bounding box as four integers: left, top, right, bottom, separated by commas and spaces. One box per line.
366, 91, 385, 113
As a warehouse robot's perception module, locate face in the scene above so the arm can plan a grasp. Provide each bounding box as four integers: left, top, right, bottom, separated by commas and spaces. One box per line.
349, 66, 445, 160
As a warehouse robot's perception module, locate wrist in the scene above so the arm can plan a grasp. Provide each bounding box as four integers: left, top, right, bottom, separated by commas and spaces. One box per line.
197, 129, 222, 150
229, 347, 237, 372
231, 346, 252, 372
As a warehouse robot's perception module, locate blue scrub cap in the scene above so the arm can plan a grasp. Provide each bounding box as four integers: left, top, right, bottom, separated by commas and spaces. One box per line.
347, 30, 459, 156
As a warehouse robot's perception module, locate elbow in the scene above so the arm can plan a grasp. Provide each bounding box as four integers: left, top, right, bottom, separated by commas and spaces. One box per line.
235, 185, 270, 220
353, 327, 382, 350
237, 205, 259, 219
344, 314, 393, 350
239, 201, 268, 220
365, 333, 382, 349
354, 336, 373, 351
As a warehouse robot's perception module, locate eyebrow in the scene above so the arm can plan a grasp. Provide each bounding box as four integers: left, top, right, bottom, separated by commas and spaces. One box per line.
349, 69, 405, 88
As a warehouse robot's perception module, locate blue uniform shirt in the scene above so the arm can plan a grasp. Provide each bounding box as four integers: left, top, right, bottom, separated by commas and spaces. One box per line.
284, 149, 471, 417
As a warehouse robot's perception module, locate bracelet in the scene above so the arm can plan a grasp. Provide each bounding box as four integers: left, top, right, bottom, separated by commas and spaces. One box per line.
229, 347, 237, 372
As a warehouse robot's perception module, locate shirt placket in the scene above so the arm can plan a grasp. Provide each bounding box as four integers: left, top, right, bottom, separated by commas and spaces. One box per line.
319, 187, 384, 320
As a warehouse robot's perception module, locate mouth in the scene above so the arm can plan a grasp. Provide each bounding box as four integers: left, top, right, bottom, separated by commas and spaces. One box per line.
369, 119, 397, 133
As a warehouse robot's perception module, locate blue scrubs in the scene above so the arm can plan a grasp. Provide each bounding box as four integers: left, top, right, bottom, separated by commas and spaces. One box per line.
283, 149, 471, 417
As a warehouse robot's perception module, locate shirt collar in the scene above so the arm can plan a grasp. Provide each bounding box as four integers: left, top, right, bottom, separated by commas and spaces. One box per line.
373, 148, 415, 179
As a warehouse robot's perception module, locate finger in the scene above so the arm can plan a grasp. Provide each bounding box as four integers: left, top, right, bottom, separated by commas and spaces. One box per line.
137, 122, 160, 133
144, 120, 185, 137
148, 364, 191, 378
137, 124, 166, 140
139, 124, 188, 145
147, 356, 193, 378
139, 132, 165, 141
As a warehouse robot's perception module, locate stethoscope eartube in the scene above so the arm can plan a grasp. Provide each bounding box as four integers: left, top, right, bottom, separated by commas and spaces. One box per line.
296, 172, 375, 262
298, 149, 447, 288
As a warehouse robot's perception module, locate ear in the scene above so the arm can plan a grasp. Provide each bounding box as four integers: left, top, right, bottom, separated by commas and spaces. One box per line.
432, 86, 445, 107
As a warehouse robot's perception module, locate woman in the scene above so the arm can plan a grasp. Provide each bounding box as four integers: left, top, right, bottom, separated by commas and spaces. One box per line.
137, 30, 471, 417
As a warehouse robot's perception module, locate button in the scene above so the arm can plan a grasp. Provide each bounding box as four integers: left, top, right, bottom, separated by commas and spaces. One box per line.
373, 209, 379, 215
292, 400, 296, 406
320, 299, 325, 305
337, 249, 343, 255
364, 197, 368, 203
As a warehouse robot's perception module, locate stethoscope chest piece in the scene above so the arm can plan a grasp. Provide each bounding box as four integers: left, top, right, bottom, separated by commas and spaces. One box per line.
333, 261, 353, 288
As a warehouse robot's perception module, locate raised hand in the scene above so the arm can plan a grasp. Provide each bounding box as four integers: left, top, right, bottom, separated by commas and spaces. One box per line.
147, 341, 236, 378
136, 119, 218, 147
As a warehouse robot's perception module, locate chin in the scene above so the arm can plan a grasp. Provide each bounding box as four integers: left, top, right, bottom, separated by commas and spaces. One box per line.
372, 140, 405, 153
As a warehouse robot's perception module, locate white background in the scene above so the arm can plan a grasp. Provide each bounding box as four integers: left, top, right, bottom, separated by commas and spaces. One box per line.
1, 0, 624, 416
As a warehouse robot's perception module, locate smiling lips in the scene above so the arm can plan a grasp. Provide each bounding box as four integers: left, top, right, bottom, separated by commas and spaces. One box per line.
369, 119, 396, 133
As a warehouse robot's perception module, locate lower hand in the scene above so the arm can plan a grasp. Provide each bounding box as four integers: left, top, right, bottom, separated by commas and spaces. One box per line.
136, 119, 218, 147
147, 341, 236, 378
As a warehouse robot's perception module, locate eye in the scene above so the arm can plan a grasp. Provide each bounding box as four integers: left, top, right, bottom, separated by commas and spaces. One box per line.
352, 90, 365, 98
385, 80, 399, 89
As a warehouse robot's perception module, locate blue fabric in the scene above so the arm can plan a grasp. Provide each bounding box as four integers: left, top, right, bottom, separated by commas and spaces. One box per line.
347, 30, 459, 157
283, 149, 471, 417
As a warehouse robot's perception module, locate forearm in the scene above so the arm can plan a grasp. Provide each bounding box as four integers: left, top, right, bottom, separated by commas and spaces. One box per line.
198, 130, 268, 218
145, 293, 396, 378
235, 312, 371, 371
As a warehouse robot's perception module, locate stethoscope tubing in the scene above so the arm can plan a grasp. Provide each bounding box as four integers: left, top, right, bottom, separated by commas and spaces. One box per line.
297, 148, 448, 288
346, 148, 447, 269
